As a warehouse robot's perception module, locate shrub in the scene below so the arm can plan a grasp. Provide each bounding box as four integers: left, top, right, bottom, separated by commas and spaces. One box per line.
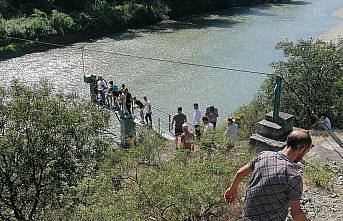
303, 158, 334, 189
272, 40, 343, 129
50, 10, 75, 36
233, 39, 343, 135
47, 127, 253, 220
0, 80, 111, 220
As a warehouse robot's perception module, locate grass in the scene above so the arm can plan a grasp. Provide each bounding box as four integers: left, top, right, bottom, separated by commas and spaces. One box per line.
303, 157, 334, 189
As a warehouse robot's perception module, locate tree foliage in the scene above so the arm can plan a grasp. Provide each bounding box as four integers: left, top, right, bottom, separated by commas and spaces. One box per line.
233, 39, 343, 136
0, 80, 111, 220
273, 39, 343, 128
47, 127, 253, 221
0, 0, 288, 54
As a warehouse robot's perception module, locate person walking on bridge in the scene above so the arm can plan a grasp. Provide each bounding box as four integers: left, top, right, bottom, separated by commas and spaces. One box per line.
192, 103, 202, 139
224, 131, 312, 221
143, 96, 152, 126
133, 97, 144, 124
124, 88, 132, 115
172, 107, 187, 149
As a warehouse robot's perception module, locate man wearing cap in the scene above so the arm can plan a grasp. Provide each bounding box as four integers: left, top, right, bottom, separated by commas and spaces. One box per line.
224, 131, 312, 221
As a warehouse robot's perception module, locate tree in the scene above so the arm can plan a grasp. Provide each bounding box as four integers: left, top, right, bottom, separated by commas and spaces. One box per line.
0, 80, 111, 220
272, 39, 343, 128
233, 39, 343, 137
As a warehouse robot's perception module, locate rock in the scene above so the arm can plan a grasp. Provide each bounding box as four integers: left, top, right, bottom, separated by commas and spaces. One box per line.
330, 193, 338, 198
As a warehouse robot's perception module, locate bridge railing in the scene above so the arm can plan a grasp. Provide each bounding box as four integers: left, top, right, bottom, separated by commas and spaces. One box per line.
132, 105, 174, 138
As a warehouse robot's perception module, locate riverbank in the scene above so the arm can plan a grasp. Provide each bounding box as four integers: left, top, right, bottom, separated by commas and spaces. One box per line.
0, 0, 290, 60
318, 8, 343, 42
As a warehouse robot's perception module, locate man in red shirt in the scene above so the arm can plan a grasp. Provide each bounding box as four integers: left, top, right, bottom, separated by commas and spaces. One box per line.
181, 124, 195, 151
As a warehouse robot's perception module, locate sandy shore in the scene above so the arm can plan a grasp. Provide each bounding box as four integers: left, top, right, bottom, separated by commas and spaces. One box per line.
317, 8, 343, 42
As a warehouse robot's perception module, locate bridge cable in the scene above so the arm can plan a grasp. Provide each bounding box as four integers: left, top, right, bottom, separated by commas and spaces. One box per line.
0, 35, 272, 76
2, 35, 342, 147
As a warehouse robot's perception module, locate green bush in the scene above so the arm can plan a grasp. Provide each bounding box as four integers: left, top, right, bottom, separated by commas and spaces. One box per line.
123, 3, 155, 27
86, 4, 126, 33
74, 12, 93, 32
234, 39, 343, 135
272, 40, 343, 129
45, 126, 253, 220
4, 16, 55, 40
0, 80, 111, 220
50, 10, 75, 36
303, 158, 334, 189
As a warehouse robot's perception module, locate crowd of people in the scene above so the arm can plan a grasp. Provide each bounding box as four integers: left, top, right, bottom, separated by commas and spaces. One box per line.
88, 74, 153, 125
171, 103, 238, 151
87, 76, 238, 151
85, 76, 334, 220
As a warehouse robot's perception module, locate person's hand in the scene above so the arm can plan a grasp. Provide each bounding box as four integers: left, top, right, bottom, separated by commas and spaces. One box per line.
224, 187, 237, 203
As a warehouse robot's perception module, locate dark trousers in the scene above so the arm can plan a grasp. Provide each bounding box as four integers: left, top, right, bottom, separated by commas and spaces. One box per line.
126, 103, 131, 114
145, 113, 152, 124
194, 125, 201, 139
211, 121, 217, 129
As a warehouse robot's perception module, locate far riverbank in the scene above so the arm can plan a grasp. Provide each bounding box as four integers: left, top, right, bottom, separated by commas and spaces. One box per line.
0, 0, 289, 60
318, 8, 343, 42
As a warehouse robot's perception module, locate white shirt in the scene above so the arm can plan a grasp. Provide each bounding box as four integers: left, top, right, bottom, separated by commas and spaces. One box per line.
145, 100, 152, 113
117, 94, 126, 104
223, 123, 238, 141
192, 108, 202, 126
97, 80, 107, 90
204, 123, 214, 133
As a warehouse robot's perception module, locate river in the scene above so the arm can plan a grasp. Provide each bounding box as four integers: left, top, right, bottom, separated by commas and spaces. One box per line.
1, 0, 342, 125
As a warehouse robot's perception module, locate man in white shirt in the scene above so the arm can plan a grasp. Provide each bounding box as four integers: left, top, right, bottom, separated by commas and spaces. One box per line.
143, 96, 152, 126
202, 116, 214, 134
192, 103, 202, 139
223, 117, 238, 149
97, 76, 107, 104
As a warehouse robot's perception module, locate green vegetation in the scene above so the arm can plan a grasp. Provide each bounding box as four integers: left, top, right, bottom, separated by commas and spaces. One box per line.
233, 39, 343, 136
1, 49, 339, 219
0, 81, 254, 220
50, 128, 253, 220
0, 0, 289, 57
303, 158, 334, 189
0, 80, 111, 220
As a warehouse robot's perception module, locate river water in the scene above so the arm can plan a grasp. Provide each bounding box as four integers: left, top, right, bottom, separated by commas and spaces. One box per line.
0, 0, 342, 124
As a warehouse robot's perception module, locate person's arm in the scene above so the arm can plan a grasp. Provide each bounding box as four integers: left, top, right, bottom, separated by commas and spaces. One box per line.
180, 135, 185, 145
224, 164, 252, 203
171, 117, 175, 129
191, 133, 195, 151
223, 127, 228, 140
289, 200, 308, 221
